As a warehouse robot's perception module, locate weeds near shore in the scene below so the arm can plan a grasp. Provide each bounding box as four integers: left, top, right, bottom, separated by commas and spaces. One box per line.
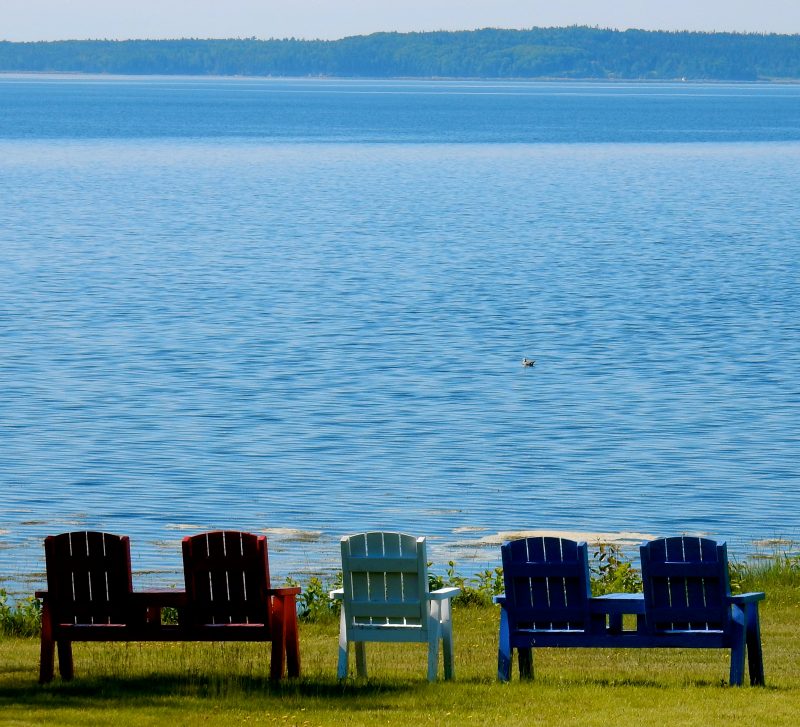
285, 573, 343, 623
730, 548, 800, 602
4, 547, 800, 636
590, 543, 643, 595
0, 589, 41, 637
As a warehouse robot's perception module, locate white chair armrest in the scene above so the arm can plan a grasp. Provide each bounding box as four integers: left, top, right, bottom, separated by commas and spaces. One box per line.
428, 587, 460, 601
329, 588, 344, 600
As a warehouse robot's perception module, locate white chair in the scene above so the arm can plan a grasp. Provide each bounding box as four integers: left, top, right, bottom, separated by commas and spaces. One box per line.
330, 532, 460, 681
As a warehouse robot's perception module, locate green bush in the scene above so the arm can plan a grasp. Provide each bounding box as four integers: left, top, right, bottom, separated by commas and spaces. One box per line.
428, 561, 504, 607
0, 589, 42, 637
285, 573, 342, 623
590, 543, 643, 595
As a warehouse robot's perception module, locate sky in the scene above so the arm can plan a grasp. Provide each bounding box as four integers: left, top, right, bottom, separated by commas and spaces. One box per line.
1, 0, 799, 41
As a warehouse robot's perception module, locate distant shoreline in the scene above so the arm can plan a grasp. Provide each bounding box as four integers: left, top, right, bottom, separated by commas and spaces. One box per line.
2, 29, 799, 82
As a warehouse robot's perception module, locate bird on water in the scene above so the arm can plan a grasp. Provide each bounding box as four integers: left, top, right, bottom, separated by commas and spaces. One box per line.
522, 358, 536, 367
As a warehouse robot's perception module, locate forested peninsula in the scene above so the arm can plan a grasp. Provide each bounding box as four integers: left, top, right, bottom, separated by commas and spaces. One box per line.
2, 27, 799, 81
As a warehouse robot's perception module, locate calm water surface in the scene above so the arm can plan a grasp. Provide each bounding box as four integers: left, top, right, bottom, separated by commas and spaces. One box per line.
1, 77, 799, 591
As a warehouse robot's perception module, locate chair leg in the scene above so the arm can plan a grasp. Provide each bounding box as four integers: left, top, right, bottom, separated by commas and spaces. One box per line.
57, 640, 74, 681
745, 602, 765, 686
285, 605, 301, 679
730, 642, 746, 686
497, 608, 512, 682
427, 603, 441, 682
39, 601, 55, 684
355, 642, 368, 678
729, 609, 746, 687
269, 596, 287, 681
427, 634, 440, 682
608, 613, 623, 634
337, 607, 349, 679
518, 648, 533, 680
441, 599, 455, 680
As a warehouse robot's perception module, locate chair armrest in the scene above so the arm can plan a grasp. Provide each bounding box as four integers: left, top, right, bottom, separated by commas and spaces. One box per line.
730, 592, 766, 604
35, 591, 47, 600
428, 587, 460, 601
329, 588, 344, 600
268, 587, 301, 597
493, 595, 506, 606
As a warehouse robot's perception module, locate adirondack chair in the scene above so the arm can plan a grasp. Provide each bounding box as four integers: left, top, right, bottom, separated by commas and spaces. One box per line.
495, 535, 766, 686
640, 536, 765, 686
496, 536, 596, 681
37, 530, 301, 683
330, 532, 460, 681
37, 531, 135, 683
181, 530, 301, 680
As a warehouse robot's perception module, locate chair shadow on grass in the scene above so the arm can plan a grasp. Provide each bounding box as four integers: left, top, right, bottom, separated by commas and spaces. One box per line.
0, 672, 413, 709
1, 669, 780, 707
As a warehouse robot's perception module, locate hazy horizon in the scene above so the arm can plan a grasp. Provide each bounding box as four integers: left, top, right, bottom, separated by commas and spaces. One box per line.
2, 1, 799, 42
4, 26, 800, 44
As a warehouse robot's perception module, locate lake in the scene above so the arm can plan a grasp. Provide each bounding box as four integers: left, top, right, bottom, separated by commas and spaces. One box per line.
1, 76, 799, 592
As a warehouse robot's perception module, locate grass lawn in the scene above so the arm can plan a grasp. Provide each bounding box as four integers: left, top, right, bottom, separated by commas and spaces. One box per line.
1, 582, 799, 726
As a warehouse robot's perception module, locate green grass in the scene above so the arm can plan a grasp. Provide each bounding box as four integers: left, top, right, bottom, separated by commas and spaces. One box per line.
2, 585, 800, 726
2, 557, 799, 726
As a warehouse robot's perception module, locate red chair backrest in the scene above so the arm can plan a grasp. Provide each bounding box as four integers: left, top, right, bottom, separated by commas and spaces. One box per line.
44, 531, 133, 625
182, 531, 272, 627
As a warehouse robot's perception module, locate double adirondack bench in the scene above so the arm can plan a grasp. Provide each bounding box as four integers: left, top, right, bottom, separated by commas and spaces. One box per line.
37, 530, 301, 683
496, 535, 765, 686
35, 530, 767, 686
331, 532, 460, 681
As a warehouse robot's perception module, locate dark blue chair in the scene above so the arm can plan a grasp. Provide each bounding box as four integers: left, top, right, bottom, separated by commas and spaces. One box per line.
640, 536, 764, 686
495, 535, 765, 685
496, 536, 595, 680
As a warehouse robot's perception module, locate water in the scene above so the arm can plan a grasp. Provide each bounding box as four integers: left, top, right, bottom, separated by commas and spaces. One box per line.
1, 76, 799, 592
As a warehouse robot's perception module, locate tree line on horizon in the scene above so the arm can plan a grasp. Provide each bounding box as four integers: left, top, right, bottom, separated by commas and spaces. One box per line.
1, 27, 799, 81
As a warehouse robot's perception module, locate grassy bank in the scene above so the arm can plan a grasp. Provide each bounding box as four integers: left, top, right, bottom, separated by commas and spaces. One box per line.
1, 558, 798, 726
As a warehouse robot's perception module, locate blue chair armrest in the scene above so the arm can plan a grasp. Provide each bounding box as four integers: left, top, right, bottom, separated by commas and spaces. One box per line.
493, 595, 506, 606
329, 588, 344, 601
429, 587, 460, 601
729, 592, 765, 604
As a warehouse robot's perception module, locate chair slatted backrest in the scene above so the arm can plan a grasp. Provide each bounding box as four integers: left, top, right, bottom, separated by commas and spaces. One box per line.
182, 531, 271, 627
640, 536, 730, 632
501, 537, 592, 631
341, 532, 428, 631
44, 531, 133, 625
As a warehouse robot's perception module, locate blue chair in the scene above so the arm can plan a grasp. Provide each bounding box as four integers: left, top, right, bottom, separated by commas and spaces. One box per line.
640, 536, 765, 686
495, 535, 766, 685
